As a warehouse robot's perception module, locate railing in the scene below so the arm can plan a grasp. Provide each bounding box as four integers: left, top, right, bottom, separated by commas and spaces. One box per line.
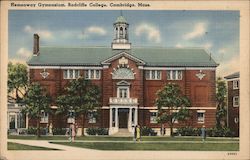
109, 97, 138, 105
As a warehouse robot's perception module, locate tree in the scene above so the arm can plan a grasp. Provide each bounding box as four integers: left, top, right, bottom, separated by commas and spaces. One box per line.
8, 62, 28, 103
22, 83, 51, 137
216, 77, 227, 128
155, 83, 191, 136
56, 77, 101, 136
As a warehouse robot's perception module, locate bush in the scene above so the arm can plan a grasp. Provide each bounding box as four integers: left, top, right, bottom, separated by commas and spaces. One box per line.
27, 127, 47, 135
141, 126, 157, 136
53, 128, 67, 135
175, 126, 234, 137
86, 128, 108, 135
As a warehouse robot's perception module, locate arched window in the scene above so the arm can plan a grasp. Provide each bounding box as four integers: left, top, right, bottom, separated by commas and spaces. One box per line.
120, 27, 123, 35
112, 68, 134, 79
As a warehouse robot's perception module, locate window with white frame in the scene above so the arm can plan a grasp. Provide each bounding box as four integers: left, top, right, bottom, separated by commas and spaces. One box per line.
67, 110, 75, 123
88, 111, 97, 123
145, 70, 161, 80
233, 80, 239, 89
197, 111, 205, 123
117, 87, 129, 98
40, 110, 48, 123
150, 111, 158, 123
63, 69, 80, 79
85, 70, 101, 80
167, 70, 182, 80
233, 96, 239, 107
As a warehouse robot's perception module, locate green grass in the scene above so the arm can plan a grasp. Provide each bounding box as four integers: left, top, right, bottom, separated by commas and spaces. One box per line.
8, 135, 239, 141
8, 142, 59, 150
51, 142, 239, 151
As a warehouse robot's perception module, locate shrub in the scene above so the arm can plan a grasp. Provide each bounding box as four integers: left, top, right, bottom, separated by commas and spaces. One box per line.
53, 128, 67, 135
27, 127, 47, 135
141, 126, 157, 136
86, 128, 109, 135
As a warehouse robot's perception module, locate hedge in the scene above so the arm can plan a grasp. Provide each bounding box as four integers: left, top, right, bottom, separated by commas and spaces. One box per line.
86, 128, 108, 135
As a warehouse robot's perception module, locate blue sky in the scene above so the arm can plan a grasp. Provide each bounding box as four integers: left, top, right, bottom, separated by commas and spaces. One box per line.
9, 10, 239, 77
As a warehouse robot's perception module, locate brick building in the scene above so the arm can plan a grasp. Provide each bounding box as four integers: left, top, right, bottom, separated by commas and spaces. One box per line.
27, 15, 218, 135
224, 72, 240, 137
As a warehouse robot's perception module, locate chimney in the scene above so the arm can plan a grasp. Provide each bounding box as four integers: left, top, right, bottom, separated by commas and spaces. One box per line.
33, 34, 39, 55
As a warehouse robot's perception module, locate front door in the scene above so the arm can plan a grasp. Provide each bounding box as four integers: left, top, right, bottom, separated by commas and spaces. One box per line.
119, 109, 128, 128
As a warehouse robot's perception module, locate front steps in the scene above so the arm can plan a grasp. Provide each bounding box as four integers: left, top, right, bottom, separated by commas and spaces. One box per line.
112, 129, 133, 137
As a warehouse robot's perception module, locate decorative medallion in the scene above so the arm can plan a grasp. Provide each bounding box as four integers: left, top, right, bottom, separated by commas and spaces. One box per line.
195, 70, 206, 80
119, 57, 128, 65
40, 69, 50, 79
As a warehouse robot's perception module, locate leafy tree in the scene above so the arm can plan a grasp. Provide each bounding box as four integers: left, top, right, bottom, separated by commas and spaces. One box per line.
56, 77, 101, 136
216, 77, 227, 128
22, 83, 51, 137
8, 62, 28, 103
155, 83, 191, 136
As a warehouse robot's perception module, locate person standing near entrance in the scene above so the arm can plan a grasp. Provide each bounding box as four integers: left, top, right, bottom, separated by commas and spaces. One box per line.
136, 125, 141, 142
133, 125, 137, 142
201, 125, 206, 143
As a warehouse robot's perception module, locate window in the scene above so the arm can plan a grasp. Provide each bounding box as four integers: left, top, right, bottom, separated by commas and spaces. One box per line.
118, 87, 129, 98
167, 70, 182, 80
63, 69, 80, 79
17, 113, 26, 128
67, 110, 75, 123
85, 70, 101, 80
40, 110, 48, 123
150, 111, 158, 124
197, 111, 205, 123
233, 96, 239, 107
233, 80, 239, 89
88, 111, 97, 123
145, 70, 161, 80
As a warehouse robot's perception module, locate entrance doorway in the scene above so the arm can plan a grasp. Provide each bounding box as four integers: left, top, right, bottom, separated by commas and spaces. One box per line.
118, 109, 129, 128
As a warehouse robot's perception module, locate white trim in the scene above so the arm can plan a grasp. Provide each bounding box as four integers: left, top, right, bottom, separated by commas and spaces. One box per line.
225, 78, 240, 81
139, 106, 216, 110
29, 66, 103, 69
117, 86, 130, 98
233, 80, 240, 90
101, 51, 145, 65
197, 111, 205, 123
197, 110, 206, 113
144, 67, 216, 70
233, 96, 240, 107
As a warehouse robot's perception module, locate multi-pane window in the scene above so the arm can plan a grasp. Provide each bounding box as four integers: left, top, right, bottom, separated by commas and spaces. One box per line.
233, 80, 239, 89
145, 70, 161, 80
40, 110, 48, 123
63, 69, 80, 79
118, 87, 129, 98
88, 111, 97, 123
233, 96, 239, 107
67, 110, 75, 123
197, 112, 205, 123
150, 112, 158, 123
17, 113, 26, 128
167, 70, 182, 80
85, 70, 101, 80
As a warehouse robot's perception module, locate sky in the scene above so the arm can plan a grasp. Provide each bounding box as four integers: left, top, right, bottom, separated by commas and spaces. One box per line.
9, 10, 239, 77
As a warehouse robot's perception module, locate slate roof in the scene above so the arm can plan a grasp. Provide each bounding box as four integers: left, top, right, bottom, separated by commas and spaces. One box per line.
115, 16, 127, 23
27, 46, 218, 67
224, 72, 240, 79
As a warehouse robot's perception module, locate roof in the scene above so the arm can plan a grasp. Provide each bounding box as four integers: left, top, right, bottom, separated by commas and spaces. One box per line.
115, 16, 127, 23
224, 72, 240, 79
27, 46, 218, 67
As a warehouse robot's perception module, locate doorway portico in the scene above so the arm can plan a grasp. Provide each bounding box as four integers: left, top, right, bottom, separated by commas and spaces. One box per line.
109, 98, 138, 135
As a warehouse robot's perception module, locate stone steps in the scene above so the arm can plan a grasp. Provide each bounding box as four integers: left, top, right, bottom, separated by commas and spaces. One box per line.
112, 129, 133, 137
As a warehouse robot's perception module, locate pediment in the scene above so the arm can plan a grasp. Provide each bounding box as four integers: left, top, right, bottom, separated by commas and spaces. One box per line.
101, 51, 145, 65
116, 80, 131, 86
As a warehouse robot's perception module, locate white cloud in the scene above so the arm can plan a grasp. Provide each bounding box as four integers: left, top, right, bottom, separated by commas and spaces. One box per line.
202, 42, 213, 50
135, 23, 161, 43
9, 59, 27, 64
24, 25, 53, 39
79, 26, 107, 39
183, 22, 207, 40
175, 43, 183, 48
217, 56, 240, 77
16, 48, 32, 59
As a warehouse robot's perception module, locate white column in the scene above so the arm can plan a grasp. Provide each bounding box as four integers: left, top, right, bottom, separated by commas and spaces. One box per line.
26, 114, 29, 129
128, 108, 132, 130
135, 107, 138, 125
109, 108, 112, 128
15, 113, 18, 129
115, 108, 119, 128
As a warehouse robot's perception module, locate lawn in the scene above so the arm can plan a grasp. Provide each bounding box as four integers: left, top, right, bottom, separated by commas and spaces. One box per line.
8, 135, 239, 141
8, 142, 59, 150
51, 142, 239, 151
